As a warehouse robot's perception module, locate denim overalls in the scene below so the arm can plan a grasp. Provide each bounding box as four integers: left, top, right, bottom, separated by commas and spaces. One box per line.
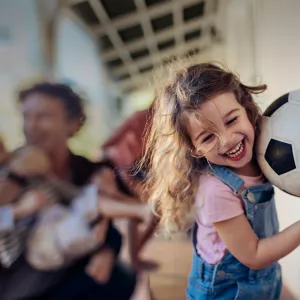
187, 165, 282, 300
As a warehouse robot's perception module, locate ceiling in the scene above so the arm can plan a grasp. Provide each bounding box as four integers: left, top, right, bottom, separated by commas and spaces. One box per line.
68, 0, 221, 93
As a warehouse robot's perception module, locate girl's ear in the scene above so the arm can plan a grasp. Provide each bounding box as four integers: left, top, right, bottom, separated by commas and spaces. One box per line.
189, 147, 203, 158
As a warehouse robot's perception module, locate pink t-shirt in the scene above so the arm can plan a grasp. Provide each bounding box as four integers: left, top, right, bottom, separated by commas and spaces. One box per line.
195, 172, 265, 264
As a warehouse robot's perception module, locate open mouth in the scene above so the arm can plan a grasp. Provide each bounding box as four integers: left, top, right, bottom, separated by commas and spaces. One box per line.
224, 139, 246, 161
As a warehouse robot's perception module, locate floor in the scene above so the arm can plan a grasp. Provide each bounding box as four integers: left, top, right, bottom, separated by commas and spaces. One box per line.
144, 238, 192, 300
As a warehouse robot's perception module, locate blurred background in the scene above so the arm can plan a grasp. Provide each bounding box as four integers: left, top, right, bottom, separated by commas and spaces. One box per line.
1, 0, 300, 299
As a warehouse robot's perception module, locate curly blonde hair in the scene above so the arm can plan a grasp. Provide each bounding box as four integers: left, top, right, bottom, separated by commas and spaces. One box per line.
142, 63, 267, 237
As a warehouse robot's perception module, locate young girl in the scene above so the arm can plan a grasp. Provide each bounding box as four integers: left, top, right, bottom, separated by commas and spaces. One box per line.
143, 63, 300, 299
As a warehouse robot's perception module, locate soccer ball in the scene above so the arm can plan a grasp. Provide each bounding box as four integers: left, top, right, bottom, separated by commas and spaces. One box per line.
256, 89, 300, 197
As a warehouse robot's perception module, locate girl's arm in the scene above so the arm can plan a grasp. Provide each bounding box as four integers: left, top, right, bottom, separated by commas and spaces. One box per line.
214, 214, 300, 270
98, 195, 150, 222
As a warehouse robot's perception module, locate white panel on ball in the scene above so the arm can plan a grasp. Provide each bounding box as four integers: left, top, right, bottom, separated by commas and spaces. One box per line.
282, 170, 300, 196
271, 104, 300, 152
288, 89, 300, 104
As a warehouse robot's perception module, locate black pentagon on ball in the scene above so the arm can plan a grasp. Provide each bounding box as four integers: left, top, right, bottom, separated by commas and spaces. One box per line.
263, 93, 289, 117
264, 139, 296, 175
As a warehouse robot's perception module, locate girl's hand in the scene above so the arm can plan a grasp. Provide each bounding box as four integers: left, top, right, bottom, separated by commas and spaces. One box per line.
13, 190, 49, 219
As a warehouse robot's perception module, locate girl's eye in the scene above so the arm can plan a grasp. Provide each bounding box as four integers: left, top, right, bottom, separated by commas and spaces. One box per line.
203, 134, 215, 143
226, 117, 238, 126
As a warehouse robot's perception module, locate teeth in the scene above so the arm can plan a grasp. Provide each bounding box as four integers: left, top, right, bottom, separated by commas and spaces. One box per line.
226, 141, 244, 158
228, 142, 242, 154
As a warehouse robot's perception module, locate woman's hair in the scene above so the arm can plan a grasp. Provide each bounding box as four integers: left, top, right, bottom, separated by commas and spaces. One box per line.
143, 63, 266, 236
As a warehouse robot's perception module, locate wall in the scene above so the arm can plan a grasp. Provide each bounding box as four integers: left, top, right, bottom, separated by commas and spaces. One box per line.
55, 12, 118, 158
0, 0, 43, 149
0, 1, 118, 158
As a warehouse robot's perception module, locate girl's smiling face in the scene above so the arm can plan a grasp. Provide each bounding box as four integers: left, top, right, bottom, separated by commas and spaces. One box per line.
185, 92, 255, 175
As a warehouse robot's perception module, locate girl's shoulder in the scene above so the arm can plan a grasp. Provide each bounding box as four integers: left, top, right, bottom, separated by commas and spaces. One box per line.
198, 172, 230, 190
195, 173, 244, 222
196, 172, 234, 201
